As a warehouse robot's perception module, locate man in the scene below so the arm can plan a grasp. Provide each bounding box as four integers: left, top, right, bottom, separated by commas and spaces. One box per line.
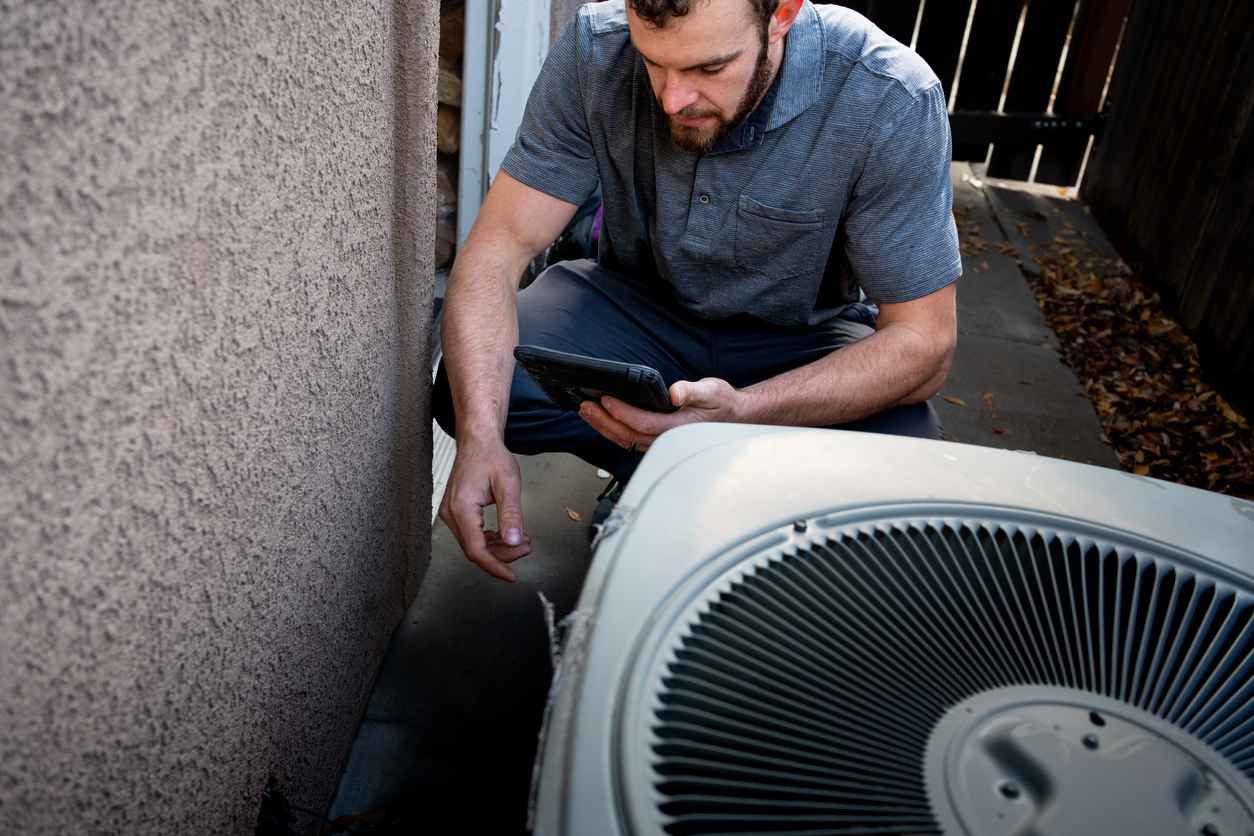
435, 0, 961, 581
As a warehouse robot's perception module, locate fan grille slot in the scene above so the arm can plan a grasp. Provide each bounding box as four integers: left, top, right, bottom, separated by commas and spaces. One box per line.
649, 521, 1254, 835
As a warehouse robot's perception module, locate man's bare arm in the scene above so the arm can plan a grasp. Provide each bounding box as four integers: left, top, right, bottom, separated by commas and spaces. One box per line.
733, 283, 957, 425
438, 171, 577, 581
442, 173, 576, 444
580, 283, 957, 449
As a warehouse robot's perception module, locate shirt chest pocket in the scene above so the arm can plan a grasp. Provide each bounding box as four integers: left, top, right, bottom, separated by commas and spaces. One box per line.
734, 195, 834, 278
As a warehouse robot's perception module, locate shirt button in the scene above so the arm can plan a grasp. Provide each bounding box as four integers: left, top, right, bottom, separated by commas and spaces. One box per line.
699, 194, 711, 204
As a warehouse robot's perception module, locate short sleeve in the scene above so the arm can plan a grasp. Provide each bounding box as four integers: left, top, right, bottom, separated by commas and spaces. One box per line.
843, 83, 962, 304
498, 18, 600, 206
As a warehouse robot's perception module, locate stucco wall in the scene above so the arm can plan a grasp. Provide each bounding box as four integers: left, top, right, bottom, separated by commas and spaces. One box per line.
0, 1, 437, 832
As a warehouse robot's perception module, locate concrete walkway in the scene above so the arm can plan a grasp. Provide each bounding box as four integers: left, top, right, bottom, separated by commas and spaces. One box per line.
325, 163, 1122, 833
938, 162, 1120, 468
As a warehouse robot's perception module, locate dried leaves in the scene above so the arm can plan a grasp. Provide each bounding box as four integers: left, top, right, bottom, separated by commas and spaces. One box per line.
1023, 236, 1254, 498
956, 210, 990, 258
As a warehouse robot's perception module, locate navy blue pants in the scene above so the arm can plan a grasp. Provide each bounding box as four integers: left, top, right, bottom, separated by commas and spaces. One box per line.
433, 260, 940, 481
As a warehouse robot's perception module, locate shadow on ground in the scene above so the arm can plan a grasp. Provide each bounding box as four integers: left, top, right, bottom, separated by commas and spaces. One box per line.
325, 453, 605, 834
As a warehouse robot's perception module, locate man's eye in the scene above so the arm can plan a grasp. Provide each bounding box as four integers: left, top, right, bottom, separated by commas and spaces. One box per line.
699, 65, 726, 76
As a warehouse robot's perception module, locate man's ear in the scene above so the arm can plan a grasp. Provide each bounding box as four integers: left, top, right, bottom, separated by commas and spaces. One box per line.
767, 0, 805, 45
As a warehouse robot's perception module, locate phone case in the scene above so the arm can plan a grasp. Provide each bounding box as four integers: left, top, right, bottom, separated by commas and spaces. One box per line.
513, 345, 677, 414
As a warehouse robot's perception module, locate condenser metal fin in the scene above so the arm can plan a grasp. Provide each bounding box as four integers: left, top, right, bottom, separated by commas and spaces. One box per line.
526, 425, 1254, 836
646, 519, 1254, 836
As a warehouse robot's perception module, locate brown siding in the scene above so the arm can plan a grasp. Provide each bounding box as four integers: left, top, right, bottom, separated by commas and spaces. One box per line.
837, 1, 1126, 187
1082, 0, 1254, 413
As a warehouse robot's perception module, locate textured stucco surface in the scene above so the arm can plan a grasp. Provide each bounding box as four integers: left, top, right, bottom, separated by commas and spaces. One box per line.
0, 0, 437, 832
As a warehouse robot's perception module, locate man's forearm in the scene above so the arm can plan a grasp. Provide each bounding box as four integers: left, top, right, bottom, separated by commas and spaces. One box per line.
440, 171, 580, 447
441, 239, 532, 445
733, 321, 954, 427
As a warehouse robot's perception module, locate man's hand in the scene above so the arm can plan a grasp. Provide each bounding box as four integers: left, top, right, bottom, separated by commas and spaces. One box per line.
578, 377, 741, 452
438, 439, 532, 582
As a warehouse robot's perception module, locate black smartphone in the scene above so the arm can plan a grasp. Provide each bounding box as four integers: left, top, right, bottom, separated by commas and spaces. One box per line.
513, 345, 677, 414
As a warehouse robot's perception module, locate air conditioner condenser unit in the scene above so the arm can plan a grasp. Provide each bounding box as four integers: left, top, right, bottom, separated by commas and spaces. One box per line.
531, 424, 1254, 836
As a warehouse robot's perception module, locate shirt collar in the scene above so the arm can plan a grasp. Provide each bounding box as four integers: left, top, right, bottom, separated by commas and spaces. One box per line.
765, 0, 823, 132
706, 0, 824, 154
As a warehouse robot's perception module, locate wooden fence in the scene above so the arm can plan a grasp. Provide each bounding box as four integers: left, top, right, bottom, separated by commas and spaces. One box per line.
832, 0, 1129, 187
1081, 0, 1254, 414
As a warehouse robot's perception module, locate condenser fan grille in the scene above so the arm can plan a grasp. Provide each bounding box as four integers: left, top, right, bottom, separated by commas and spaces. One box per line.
649, 521, 1254, 835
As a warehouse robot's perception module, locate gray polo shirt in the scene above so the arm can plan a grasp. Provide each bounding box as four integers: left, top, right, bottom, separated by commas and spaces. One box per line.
501, 0, 962, 328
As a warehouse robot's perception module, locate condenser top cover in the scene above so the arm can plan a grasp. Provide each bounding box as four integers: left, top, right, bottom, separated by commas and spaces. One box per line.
531, 425, 1254, 836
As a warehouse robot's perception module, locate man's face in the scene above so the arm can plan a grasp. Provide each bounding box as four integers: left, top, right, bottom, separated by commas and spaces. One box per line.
627, 0, 774, 153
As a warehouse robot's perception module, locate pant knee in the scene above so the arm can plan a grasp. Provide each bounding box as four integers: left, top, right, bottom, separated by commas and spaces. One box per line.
841, 401, 941, 440
432, 362, 457, 438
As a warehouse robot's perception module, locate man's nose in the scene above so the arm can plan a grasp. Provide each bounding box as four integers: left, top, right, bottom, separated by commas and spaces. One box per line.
658, 72, 699, 115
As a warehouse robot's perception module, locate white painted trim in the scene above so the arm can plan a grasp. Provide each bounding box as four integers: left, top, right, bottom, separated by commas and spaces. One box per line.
948, 0, 979, 113
431, 347, 454, 523
432, 420, 457, 524
487, 0, 551, 180
457, 0, 552, 247
909, 0, 927, 52
458, 1, 492, 246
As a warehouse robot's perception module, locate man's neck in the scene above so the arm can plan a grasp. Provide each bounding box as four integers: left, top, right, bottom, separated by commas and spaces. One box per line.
751, 34, 788, 119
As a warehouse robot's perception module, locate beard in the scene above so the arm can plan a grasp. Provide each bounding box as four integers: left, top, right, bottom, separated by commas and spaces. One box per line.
666, 33, 775, 154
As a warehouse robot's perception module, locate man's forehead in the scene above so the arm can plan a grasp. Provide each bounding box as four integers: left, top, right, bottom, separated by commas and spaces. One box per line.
627, 0, 758, 62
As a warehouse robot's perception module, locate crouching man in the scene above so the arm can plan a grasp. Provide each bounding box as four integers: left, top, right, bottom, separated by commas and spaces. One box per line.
434, 0, 961, 580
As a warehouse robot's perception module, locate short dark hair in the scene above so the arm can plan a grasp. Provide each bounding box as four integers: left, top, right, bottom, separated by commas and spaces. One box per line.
628, 0, 781, 34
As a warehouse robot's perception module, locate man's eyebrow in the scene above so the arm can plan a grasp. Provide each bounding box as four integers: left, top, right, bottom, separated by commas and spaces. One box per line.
637, 47, 743, 72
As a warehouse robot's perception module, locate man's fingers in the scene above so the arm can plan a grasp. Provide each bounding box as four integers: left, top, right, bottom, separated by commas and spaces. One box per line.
598, 396, 676, 436
490, 468, 527, 547
485, 529, 533, 559
438, 493, 466, 552
485, 530, 532, 545
578, 399, 627, 445
670, 378, 722, 407
438, 443, 530, 583
464, 539, 519, 581
484, 531, 534, 563
450, 497, 517, 582
580, 400, 650, 449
